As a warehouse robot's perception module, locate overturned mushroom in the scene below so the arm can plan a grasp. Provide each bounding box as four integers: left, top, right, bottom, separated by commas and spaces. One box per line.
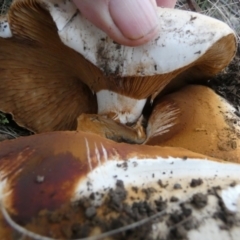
146, 85, 240, 163
0, 131, 240, 239
0, 0, 237, 137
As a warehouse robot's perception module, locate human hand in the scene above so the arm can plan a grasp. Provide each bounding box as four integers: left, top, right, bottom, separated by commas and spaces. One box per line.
73, 0, 177, 46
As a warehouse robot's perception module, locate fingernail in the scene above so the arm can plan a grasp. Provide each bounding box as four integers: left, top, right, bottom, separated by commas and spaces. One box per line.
109, 0, 158, 40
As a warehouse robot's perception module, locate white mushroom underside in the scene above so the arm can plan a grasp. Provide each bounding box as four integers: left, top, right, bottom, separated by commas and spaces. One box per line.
44, 0, 236, 76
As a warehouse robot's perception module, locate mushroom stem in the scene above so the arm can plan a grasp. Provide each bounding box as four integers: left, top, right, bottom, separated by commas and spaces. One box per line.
96, 90, 147, 124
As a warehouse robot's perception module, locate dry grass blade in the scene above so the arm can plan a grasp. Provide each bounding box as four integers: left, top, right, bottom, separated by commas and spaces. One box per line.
177, 0, 240, 47
0, 0, 12, 14
0, 116, 32, 141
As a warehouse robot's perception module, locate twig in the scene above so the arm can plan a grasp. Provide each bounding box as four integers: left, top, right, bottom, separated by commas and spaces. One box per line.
218, 0, 240, 17
186, 0, 202, 12
0, 129, 18, 139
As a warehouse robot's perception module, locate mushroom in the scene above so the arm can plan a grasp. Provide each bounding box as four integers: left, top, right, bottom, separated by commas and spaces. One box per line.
146, 85, 240, 163
0, 131, 240, 239
0, 0, 98, 132
77, 113, 146, 144
0, 0, 237, 137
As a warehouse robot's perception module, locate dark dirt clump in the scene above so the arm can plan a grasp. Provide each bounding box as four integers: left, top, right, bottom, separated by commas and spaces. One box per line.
173, 183, 182, 189
167, 204, 193, 240
207, 185, 239, 229
7, 178, 240, 240
208, 55, 240, 113
154, 196, 168, 212
190, 178, 203, 188
214, 198, 236, 228
23, 180, 159, 240
167, 225, 188, 240
191, 193, 208, 209
108, 179, 127, 211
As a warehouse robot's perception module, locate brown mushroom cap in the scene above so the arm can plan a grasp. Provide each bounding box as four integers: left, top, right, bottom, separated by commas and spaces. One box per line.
0, 131, 215, 222
0, 0, 237, 133
146, 85, 240, 163
0, 131, 240, 239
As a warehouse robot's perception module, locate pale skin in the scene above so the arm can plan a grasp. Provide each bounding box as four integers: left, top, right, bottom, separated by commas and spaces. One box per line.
73, 0, 177, 46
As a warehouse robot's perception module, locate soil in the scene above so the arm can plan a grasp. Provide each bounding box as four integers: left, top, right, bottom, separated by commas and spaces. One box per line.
17, 178, 240, 240
189, 178, 203, 188
208, 54, 240, 115
23, 180, 157, 240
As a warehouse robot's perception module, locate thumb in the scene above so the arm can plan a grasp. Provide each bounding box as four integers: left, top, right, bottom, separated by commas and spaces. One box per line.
73, 0, 160, 46
156, 0, 177, 8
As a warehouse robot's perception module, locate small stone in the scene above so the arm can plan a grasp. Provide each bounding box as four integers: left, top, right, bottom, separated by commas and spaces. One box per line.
35, 175, 45, 183
85, 206, 96, 219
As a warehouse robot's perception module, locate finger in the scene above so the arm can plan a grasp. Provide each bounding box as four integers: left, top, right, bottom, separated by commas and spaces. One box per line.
156, 0, 177, 8
73, 0, 159, 46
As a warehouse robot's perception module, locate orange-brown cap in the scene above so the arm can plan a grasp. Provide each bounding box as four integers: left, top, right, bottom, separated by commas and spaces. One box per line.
0, 131, 240, 239
146, 85, 240, 163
